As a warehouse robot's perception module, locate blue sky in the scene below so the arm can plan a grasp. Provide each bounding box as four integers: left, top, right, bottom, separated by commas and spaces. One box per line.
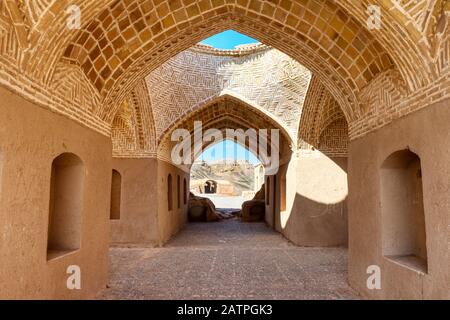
200, 30, 259, 49
198, 140, 260, 165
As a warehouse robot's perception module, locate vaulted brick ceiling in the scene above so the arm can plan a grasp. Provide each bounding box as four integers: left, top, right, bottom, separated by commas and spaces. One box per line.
61, 0, 396, 122
0, 0, 448, 141
146, 45, 311, 142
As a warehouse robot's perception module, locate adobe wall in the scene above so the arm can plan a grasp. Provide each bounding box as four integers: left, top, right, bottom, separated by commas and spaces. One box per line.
281, 153, 348, 247
111, 158, 159, 246
265, 174, 277, 230
157, 160, 189, 245
0, 86, 111, 299
348, 98, 450, 299
110, 159, 189, 247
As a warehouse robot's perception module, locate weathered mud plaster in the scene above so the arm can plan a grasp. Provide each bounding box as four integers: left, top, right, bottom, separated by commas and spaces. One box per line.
348, 98, 450, 300
110, 159, 189, 247
157, 160, 189, 245
0, 86, 112, 299
110, 158, 159, 246
279, 153, 348, 247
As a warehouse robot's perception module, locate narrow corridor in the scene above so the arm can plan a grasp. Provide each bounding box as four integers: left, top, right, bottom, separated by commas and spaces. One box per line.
98, 220, 359, 300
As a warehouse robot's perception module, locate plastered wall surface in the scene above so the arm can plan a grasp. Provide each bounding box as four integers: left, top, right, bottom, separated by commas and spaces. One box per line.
0, 0, 448, 300
0, 86, 112, 299
281, 154, 348, 247
348, 98, 450, 300
157, 160, 189, 245
111, 158, 159, 245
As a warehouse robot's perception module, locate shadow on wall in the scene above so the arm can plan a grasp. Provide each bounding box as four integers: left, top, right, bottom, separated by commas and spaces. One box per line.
278, 152, 349, 247
286, 194, 348, 247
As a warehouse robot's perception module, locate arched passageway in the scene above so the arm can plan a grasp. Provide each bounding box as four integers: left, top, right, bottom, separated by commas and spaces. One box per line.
0, 1, 448, 300
189, 138, 265, 214
106, 45, 352, 299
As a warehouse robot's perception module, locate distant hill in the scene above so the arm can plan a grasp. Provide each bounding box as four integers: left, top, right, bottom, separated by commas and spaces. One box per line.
191, 161, 256, 195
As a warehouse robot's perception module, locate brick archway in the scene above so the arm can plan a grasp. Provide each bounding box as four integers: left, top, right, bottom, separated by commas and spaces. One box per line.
1, 1, 446, 140
58, 0, 399, 123
0, 0, 449, 301
157, 96, 292, 167
28, 0, 438, 94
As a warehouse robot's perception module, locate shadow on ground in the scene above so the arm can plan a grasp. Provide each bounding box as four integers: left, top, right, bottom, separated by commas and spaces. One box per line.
98, 220, 360, 300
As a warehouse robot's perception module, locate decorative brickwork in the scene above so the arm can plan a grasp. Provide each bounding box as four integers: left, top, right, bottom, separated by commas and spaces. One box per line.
298, 75, 348, 156
146, 46, 311, 142
337, 0, 442, 90
434, 2, 450, 76
350, 69, 450, 140
157, 96, 291, 165
358, 69, 408, 117
112, 80, 157, 157
112, 100, 139, 155
0, 0, 448, 151
0, 1, 449, 301
51, 59, 101, 114
319, 118, 349, 157
61, 0, 399, 123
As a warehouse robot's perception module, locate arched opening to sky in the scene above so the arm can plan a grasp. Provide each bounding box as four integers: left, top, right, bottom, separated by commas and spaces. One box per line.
200, 30, 259, 49
190, 140, 264, 210
197, 140, 261, 165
